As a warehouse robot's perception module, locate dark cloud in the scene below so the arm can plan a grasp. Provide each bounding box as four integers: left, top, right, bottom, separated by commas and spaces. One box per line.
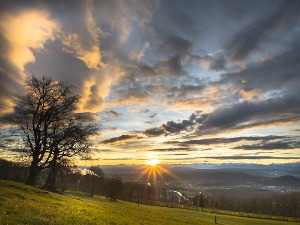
233, 141, 300, 150
158, 33, 192, 57
144, 113, 200, 137
202, 55, 227, 71
144, 127, 165, 137
158, 55, 186, 76
101, 135, 142, 144
168, 153, 189, 156
225, 0, 300, 62
199, 96, 300, 134
219, 43, 300, 94
166, 135, 288, 146
199, 156, 300, 160
165, 11, 195, 35
162, 119, 194, 133
163, 156, 300, 161
77, 112, 101, 123
105, 110, 121, 118
138, 63, 158, 77
149, 113, 157, 118
143, 112, 159, 125
150, 147, 192, 152
111, 75, 205, 107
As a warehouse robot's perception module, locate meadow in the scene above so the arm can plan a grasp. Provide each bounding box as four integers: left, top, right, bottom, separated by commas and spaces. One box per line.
0, 179, 298, 225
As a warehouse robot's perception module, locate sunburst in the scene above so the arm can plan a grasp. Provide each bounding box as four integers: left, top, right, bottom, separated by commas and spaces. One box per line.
145, 159, 161, 166
135, 160, 178, 186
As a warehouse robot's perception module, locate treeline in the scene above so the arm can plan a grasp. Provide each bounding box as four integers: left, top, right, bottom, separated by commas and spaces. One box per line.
192, 192, 300, 219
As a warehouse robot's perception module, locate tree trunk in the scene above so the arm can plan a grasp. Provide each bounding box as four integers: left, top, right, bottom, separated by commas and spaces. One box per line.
26, 157, 39, 186
91, 175, 95, 196
44, 146, 59, 191
44, 164, 58, 191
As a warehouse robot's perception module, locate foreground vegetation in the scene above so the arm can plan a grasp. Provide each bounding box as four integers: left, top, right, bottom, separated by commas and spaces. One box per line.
0, 180, 299, 225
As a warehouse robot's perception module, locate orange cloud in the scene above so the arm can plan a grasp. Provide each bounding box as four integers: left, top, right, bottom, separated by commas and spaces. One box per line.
78, 63, 125, 112
60, 0, 104, 69
0, 9, 59, 114
0, 9, 58, 77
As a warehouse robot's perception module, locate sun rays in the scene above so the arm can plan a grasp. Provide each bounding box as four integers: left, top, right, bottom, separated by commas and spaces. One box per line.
135, 160, 179, 188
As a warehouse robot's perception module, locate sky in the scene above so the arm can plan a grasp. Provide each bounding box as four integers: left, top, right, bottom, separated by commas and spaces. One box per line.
0, 0, 300, 165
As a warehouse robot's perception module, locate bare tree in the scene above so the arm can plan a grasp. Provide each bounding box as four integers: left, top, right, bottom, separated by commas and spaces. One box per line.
5, 75, 97, 186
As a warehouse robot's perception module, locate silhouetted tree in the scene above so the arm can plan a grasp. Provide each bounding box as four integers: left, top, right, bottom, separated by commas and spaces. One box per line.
5, 75, 98, 187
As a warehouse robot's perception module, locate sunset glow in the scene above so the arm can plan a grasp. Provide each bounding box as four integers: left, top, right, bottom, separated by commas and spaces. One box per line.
145, 159, 161, 167
0, 1, 299, 166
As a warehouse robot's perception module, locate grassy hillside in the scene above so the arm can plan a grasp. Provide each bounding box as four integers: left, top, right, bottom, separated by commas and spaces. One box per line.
0, 179, 298, 225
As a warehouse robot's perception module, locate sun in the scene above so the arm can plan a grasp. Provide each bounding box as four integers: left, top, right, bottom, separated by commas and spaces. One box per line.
145, 159, 161, 166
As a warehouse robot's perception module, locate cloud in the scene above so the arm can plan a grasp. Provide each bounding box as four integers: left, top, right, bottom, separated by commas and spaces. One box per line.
197, 156, 300, 160
0, 8, 59, 114
105, 110, 122, 118
101, 135, 142, 145
159, 33, 192, 57
239, 89, 262, 101
162, 118, 194, 134
198, 96, 300, 134
201, 55, 226, 71
60, 0, 104, 69
233, 140, 300, 150
144, 112, 201, 137
0, 9, 58, 73
77, 112, 101, 123
144, 127, 165, 137
136, 55, 186, 77
150, 147, 193, 152
149, 113, 157, 118
77, 62, 125, 112
225, 1, 300, 62
165, 135, 288, 146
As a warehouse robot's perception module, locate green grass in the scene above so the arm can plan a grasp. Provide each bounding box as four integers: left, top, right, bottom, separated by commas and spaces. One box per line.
0, 179, 299, 225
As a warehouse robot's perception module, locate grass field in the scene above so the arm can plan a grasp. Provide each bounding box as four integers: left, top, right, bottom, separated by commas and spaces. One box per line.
0, 179, 299, 225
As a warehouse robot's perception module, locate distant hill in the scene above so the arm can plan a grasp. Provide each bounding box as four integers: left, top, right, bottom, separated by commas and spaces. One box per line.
267, 175, 300, 186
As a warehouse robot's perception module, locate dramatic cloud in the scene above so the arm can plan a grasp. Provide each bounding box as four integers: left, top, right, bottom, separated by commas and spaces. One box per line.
1, 1, 300, 165
225, 0, 300, 63
0, 8, 59, 113
59, 0, 104, 70
150, 147, 193, 152
233, 141, 300, 150
101, 135, 142, 145
165, 136, 288, 146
